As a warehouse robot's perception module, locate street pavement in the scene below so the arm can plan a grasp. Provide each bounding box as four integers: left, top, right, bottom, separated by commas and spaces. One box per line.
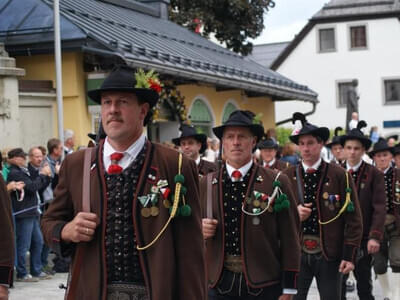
9, 271, 391, 300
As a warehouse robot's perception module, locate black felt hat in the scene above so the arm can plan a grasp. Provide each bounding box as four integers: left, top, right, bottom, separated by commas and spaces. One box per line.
340, 121, 372, 149
172, 124, 207, 154
257, 138, 278, 150
326, 127, 343, 148
87, 65, 159, 107
368, 138, 394, 157
289, 112, 330, 145
393, 144, 400, 156
212, 110, 264, 141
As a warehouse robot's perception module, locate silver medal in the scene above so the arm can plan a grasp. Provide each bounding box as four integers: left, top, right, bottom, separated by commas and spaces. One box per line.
252, 216, 260, 225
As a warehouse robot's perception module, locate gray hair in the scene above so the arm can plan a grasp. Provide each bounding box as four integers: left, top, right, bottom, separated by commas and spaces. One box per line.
64, 129, 74, 142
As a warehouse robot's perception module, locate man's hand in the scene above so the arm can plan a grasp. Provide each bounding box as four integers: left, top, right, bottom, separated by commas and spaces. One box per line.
298, 203, 312, 221
367, 239, 380, 254
279, 294, 293, 300
202, 218, 218, 240
40, 164, 52, 177
0, 285, 8, 300
339, 260, 354, 274
6, 181, 24, 192
61, 212, 99, 243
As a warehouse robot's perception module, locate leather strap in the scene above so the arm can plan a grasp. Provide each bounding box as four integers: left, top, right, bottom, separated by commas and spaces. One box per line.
295, 165, 304, 205
206, 173, 213, 219
67, 148, 93, 300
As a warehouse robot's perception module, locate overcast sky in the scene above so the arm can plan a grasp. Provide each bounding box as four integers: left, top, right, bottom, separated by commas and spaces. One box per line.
252, 0, 330, 45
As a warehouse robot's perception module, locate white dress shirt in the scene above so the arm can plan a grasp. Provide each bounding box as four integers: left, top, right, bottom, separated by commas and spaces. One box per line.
226, 160, 253, 181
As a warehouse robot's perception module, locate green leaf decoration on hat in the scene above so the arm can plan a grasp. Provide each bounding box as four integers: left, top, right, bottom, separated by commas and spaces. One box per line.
135, 68, 162, 93
252, 113, 263, 125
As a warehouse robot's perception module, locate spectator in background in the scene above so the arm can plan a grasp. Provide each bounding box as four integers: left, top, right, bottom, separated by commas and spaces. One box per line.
0, 153, 15, 300
42, 139, 63, 273
387, 135, 398, 147
393, 145, 400, 169
203, 138, 218, 163
280, 142, 299, 165
369, 126, 379, 144
1, 148, 11, 181
7, 148, 51, 282
63, 129, 75, 156
348, 112, 359, 131
38, 146, 47, 157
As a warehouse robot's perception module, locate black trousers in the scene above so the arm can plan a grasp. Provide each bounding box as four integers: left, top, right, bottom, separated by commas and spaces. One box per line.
294, 252, 342, 300
341, 242, 374, 300
208, 269, 282, 300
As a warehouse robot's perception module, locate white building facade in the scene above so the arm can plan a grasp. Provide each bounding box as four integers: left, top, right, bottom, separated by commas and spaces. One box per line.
265, 0, 400, 136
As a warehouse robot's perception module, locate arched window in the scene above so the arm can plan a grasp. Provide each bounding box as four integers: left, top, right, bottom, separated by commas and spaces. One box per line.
189, 98, 213, 136
222, 102, 238, 123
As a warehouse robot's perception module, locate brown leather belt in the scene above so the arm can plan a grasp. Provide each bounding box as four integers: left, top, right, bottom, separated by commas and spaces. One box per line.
224, 255, 243, 273
302, 234, 322, 254
107, 283, 148, 300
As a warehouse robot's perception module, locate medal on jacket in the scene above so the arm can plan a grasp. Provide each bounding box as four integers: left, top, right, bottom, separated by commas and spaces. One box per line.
395, 181, 400, 205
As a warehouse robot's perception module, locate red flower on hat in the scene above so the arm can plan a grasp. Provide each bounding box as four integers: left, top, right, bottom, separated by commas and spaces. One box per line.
148, 79, 162, 94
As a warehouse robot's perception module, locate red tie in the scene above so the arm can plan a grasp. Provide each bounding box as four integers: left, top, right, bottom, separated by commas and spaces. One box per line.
306, 168, 316, 174
349, 169, 354, 175
108, 152, 124, 174
232, 170, 242, 182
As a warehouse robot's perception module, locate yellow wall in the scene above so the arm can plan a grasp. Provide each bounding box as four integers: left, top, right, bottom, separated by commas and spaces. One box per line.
16, 52, 91, 148
178, 84, 275, 132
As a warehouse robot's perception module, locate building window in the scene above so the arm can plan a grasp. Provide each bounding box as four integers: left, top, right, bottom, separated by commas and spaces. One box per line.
337, 81, 355, 108
222, 102, 237, 123
318, 28, 335, 52
350, 25, 367, 49
384, 79, 400, 104
189, 98, 213, 136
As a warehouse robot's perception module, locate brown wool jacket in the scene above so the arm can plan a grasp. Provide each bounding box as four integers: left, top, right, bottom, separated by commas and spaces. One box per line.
0, 176, 14, 285
344, 161, 386, 242
198, 159, 217, 177
41, 141, 206, 300
200, 164, 301, 290
388, 168, 400, 229
284, 161, 363, 263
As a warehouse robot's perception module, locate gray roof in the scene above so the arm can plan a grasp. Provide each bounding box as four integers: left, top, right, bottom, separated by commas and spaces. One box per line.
313, 0, 400, 20
249, 42, 290, 68
0, 0, 318, 102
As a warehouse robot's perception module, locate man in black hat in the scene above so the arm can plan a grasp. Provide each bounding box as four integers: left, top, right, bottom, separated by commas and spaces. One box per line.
201, 110, 300, 300
42, 66, 206, 300
172, 124, 217, 176
393, 144, 400, 169
283, 113, 363, 300
326, 127, 345, 165
339, 122, 386, 300
369, 139, 400, 300
258, 138, 289, 171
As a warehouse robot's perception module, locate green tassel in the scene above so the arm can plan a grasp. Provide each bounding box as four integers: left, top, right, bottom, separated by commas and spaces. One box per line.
345, 188, 352, 193
180, 186, 187, 195
174, 174, 185, 184
180, 204, 192, 217
282, 199, 290, 209
274, 202, 283, 212
272, 180, 281, 188
347, 201, 355, 212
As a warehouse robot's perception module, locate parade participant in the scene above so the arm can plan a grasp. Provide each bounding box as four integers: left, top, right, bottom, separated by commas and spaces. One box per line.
258, 138, 289, 171
369, 138, 400, 300
201, 110, 300, 300
0, 165, 15, 300
394, 144, 400, 169
326, 127, 345, 164
41, 66, 205, 300
172, 124, 217, 176
340, 122, 386, 300
284, 113, 363, 300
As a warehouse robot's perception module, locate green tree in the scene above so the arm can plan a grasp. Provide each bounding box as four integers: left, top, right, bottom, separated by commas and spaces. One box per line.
169, 0, 275, 56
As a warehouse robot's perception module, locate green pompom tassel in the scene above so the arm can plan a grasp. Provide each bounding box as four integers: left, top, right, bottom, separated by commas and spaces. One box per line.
174, 174, 185, 184
345, 188, 352, 193
278, 193, 288, 202
180, 186, 187, 195
180, 204, 192, 217
281, 199, 290, 209
272, 180, 281, 188
347, 201, 355, 212
274, 202, 283, 212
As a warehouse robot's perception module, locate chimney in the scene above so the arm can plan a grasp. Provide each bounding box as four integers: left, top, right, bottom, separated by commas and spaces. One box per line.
137, 0, 170, 20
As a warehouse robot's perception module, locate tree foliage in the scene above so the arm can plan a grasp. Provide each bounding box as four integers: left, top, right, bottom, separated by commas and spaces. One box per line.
169, 0, 275, 56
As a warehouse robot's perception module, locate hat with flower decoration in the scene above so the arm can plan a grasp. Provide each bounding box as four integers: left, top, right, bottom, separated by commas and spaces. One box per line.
172, 124, 207, 154
289, 112, 330, 145
340, 120, 372, 150
212, 110, 264, 141
87, 65, 161, 108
